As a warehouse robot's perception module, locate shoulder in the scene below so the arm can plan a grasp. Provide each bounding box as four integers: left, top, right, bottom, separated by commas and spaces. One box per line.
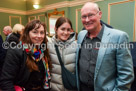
78, 30, 87, 39
7, 47, 24, 58
4, 48, 26, 70
9, 33, 19, 39
48, 36, 54, 43
78, 30, 87, 35
8, 34, 19, 42
104, 26, 129, 43
3, 48, 26, 73
47, 38, 55, 54
47, 37, 54, 46
8, 33, 14, 38
104, 25, 128, 37
47, 36, 51, 42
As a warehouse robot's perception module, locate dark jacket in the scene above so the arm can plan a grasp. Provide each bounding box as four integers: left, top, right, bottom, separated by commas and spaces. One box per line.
130, 42, 136, 67
0, 48, 30, 91
100, 20, 113, 28
0, 35, 6, 75
7, 33, 20, 44
130, 42, 136, 91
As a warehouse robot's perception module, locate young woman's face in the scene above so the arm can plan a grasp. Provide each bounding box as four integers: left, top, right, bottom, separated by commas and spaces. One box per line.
56, 22, 71, 41
29, 25, 45, 45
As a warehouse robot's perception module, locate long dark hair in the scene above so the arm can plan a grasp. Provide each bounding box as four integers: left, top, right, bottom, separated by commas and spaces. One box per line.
20, 20, 51, 71
55, 17, 73, 30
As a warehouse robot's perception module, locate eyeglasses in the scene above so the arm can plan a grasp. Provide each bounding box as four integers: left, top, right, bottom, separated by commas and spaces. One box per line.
81, 11, 99, 20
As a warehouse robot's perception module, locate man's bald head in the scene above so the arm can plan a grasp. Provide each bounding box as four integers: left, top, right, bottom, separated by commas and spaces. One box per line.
3, 26, 12, 36
81, 2, 99, 13
3, 26, 12, 32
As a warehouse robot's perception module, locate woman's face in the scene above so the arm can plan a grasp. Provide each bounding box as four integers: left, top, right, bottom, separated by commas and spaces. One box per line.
29, 25, 45, 45
56, 22, 71, 41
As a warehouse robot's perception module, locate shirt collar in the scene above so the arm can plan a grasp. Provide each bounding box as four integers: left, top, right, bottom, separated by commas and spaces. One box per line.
86, 24, 104, 40
97, 24, 104, 40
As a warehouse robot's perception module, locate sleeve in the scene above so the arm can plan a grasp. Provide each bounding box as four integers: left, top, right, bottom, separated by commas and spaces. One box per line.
0, 36, 6, 67
0, 49, 21, 91
113, 32, 134, 91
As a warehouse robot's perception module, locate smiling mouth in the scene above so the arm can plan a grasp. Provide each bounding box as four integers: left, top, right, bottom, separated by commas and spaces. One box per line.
86, 22, 93, 25
35, 39, 43, 42
35, 40, 40, 41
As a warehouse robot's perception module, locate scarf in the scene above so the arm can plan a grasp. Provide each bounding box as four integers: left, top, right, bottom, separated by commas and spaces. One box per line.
20, 41, 51, 89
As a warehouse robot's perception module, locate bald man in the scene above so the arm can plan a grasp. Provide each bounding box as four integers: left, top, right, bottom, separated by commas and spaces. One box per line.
3, 26, 12, 41
76, 2, 134, 91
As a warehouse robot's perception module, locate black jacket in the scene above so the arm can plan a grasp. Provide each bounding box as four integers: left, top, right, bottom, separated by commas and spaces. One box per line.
0, 35, 6, 75
7, 33, 20, 44
0, 48, 30, 91
130, 42, 136, 67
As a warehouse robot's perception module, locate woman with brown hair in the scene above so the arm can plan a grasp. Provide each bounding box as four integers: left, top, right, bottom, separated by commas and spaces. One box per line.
0, 20, 51, 91
48, 17, 77, 91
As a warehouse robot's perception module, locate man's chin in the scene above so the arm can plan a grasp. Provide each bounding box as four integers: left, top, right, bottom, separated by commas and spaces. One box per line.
85, 27, 94, 31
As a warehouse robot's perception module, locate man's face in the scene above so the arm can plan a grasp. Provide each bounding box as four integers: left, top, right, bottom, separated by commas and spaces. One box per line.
81, 7, 102, 32
3, 30, 8, 36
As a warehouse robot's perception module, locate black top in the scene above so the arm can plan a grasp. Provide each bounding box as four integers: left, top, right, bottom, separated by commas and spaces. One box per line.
7, 33, 20, 44
0, 48, 50, 91
130, 42, 136, 67
0, 48, 28, 91
0, 35, 6, 76
25, 60, 45, 91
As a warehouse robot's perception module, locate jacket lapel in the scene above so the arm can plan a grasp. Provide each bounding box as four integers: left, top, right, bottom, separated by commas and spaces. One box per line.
76, 30, 87, 57
76, 30, 87, 90
94, 26, 111, 81
77, 30, 88, 44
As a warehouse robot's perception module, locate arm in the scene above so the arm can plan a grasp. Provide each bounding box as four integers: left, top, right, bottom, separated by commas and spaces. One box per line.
0, 48, 22, 91
113, 32, 134, 91
0, 35, 6, 65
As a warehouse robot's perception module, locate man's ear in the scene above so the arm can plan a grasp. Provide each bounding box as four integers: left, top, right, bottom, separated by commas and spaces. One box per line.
99, 11, 102, 19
